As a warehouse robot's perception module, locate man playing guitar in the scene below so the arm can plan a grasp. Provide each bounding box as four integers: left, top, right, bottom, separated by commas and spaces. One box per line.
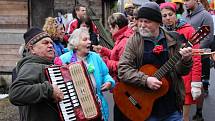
117, 2, 193, 121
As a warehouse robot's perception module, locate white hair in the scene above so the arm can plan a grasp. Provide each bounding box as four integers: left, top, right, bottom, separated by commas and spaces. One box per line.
67, 27, 89, 50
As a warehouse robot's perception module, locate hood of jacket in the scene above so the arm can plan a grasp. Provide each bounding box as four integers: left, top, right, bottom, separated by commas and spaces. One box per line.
16, 54, 53, 73
112, 26, 133, 43
187, 3, 205, 17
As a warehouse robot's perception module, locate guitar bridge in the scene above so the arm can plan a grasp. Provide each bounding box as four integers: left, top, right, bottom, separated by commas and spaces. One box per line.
125, 92, 141, 109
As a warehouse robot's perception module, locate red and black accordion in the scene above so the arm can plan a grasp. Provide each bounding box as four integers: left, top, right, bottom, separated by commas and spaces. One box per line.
45, 61, 102, 121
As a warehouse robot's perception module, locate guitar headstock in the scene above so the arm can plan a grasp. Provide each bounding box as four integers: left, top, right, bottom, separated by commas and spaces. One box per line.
188, 25, 210, 46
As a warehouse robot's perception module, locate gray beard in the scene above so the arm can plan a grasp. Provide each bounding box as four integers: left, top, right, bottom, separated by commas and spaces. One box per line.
138, 28, 153, 37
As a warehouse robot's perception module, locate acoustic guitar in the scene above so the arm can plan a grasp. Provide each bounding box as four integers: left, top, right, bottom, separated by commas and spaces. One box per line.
113, 25, 210, 121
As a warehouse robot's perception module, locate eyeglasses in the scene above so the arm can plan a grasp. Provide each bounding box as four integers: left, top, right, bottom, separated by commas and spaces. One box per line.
131, 16, 137, 20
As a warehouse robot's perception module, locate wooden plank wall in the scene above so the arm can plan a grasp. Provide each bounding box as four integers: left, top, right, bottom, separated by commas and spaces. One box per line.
0, 0, 28, 29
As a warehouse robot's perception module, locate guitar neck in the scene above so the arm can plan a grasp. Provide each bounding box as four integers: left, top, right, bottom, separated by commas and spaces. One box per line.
153, 52, 181, 80
153, 25, 210, 80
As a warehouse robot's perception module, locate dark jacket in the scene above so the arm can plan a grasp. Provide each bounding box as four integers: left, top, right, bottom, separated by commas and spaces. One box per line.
182, 3, 213, 80
53, 39, 65, 57
118, 28, 193, 116
90, 31, 99, 51
9, 55, 60, 121
182, 3, 214, 48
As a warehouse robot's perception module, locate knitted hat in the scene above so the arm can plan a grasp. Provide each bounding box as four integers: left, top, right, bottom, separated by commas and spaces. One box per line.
160, 2, 177, 12
24, 27, 50, 48
137, 2, 162, 23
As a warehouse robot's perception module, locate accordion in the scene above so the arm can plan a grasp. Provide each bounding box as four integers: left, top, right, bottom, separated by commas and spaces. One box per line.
45, 61, 102, 121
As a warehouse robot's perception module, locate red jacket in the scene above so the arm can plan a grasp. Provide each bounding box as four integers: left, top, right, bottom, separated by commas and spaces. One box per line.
100, 26, 133, 82
67, 19, 98, 34
176, 20, 202, 93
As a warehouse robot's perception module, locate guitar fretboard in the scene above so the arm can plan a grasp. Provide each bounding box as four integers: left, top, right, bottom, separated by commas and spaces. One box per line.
153, 25, 210, 80
153, 52, 181, 80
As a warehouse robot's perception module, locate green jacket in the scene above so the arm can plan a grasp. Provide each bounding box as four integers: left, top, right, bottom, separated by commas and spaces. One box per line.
9, 55, 60, 121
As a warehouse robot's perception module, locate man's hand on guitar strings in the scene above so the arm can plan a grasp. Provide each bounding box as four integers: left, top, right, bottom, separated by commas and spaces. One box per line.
146, 77, 162, 90
179, 47, 192, 62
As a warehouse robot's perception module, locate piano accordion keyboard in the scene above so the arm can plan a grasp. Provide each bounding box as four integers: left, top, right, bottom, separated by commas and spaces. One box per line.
47, 67, 79, 121
46, 62, 101, 121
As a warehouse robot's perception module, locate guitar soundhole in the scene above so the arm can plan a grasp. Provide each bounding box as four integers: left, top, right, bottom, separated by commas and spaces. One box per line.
125, 92, 141, 109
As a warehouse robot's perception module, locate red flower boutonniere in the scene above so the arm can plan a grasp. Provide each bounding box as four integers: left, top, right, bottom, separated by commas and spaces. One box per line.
153, 45, 164, 55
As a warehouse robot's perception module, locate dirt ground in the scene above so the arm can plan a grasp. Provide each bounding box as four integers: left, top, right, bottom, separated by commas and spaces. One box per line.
0, 98, 19, 121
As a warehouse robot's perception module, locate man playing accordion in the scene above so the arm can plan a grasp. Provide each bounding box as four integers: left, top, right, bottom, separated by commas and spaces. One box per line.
9, 27, 64, 121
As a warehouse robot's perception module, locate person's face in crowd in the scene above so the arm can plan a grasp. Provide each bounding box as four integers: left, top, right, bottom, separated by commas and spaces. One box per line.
76, 7, 86, 18
161, 8, 177, 27
125, 7, 134, 16
183, 0, 197, 10
127, 15, 135, 22
175, 2, 182, 10
30, 37, 55, 61
109, 25, 119, 36
76, 33, 91, 56
56, 24, 65, 41
137, 18, 160, 37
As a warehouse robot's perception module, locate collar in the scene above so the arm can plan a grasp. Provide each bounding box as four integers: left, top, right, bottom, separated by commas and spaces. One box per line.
186, 3, 204, 17
162, 29, 177, 47
112, 26, 131, 41
155, 29, 165, 42
145, 29, 165, 43
176, 19, 187, 29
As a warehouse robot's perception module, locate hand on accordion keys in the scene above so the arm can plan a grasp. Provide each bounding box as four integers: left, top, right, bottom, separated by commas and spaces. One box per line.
52, 84, 64, 102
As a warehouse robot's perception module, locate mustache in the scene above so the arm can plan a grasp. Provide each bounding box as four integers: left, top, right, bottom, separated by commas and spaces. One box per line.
138, 28, 153, 37
48, 49, 55, 52
139, 28, 150, 32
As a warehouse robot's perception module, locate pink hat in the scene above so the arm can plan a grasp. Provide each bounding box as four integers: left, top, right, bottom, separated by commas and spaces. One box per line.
160, 2, 177, 12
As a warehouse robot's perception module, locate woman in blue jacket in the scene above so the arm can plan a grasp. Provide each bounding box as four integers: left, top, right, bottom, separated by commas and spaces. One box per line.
54, 27, 115, 121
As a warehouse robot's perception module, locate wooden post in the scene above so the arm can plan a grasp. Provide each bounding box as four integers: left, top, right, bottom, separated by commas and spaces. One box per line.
29, 0, 54, 28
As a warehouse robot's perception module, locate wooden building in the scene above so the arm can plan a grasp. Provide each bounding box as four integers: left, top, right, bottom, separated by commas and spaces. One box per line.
0, 0, 28, 75
0, 0, 116, 75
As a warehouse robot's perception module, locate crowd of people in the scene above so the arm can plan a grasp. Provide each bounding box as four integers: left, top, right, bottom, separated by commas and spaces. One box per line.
8, 0, 215, 121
